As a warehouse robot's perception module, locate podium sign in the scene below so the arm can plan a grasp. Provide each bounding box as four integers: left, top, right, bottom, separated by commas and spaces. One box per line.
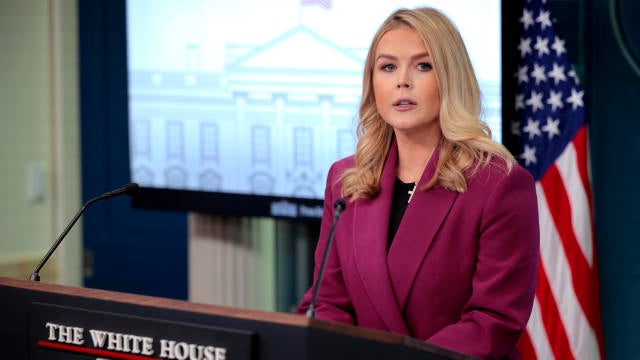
29, 303, 254, 359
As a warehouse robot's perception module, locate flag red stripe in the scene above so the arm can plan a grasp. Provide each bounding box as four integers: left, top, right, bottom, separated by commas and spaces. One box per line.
535, 260, 575, 360
517, 329, 537, 360
567, 127, 606, 358
573, 127, 594, 213
539, 163, 601, 336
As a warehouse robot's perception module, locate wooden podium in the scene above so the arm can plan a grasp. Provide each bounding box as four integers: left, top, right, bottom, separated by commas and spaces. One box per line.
0, 277, 474, 359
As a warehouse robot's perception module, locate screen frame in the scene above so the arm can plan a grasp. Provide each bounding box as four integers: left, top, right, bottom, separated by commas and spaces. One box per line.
126, 0, 522, 220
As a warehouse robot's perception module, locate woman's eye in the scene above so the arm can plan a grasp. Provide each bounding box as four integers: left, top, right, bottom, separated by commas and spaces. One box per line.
418, 62, 433, 71
380, 64, 396, 72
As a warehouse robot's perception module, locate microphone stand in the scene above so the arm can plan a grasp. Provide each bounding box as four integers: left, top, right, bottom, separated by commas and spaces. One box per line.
306, 198, 346, 318
29, 183, 139, 281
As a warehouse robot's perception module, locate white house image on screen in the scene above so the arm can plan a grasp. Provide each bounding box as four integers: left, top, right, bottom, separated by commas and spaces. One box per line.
129, 24, 363, 200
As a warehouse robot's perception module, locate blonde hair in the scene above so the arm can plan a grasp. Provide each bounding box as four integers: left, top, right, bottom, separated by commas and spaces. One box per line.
340, 7, 515, 200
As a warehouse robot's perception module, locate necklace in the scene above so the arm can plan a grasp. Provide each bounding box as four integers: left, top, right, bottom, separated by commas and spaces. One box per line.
407, 182, 418, 203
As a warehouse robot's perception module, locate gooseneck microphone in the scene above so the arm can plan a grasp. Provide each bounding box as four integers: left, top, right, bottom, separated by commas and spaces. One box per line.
306, 198, 347, 318
29, 183, 139, 281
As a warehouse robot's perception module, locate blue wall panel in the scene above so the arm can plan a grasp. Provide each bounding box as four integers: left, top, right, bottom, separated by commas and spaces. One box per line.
589, 0, 640, 357
78, 0, 188, 299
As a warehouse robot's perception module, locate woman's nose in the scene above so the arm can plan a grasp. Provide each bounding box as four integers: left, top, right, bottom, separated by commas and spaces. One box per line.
396, 75, 412, 88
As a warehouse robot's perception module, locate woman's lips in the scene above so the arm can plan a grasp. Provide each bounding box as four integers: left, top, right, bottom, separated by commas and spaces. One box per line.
393, 99, 417, 110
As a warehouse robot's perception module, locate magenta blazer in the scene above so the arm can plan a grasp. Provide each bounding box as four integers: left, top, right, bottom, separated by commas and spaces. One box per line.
298, 142, 540, 359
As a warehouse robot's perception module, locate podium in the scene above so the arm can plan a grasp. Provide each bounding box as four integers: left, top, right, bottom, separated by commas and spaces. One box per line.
0, 277, 474, 359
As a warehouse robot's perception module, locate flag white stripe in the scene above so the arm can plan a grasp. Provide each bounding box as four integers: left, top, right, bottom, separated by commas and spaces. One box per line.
536, 183, 600, 360
527, 298, 554, 360
554, 142, 594, 266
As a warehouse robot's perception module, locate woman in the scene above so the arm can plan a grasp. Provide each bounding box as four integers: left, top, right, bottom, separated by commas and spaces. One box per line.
298, 7, 540, 360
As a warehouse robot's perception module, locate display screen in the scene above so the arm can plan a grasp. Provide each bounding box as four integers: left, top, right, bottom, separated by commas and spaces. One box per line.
127, 0, 502, 219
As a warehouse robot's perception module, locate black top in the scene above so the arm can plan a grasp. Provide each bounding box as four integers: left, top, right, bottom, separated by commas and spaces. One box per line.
387, 178, 415, 252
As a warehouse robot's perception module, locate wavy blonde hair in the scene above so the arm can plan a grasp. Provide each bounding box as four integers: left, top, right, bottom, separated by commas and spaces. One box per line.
340, 7, 515, 200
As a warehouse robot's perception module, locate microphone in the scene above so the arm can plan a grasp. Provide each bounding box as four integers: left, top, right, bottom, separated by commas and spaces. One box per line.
306, 198, 347, 318
29, 183, 139, 281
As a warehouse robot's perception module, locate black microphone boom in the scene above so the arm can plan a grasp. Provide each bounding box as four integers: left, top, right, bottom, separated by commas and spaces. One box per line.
29, 183, 139, 281
306, 198, 347, 318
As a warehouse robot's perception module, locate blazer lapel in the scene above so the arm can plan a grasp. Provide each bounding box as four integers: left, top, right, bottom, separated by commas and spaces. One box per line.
387, 146, 458, 311
352, 143, 409, 335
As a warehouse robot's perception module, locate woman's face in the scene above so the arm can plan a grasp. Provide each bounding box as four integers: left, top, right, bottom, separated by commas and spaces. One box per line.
373, 26, 441, 141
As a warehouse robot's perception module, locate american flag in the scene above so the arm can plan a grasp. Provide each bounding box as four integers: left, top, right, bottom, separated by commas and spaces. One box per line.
512, 0, 605, 359
301, 0, 331, 9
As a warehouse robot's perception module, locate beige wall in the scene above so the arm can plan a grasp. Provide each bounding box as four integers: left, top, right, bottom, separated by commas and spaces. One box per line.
0, 0, 81, 285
